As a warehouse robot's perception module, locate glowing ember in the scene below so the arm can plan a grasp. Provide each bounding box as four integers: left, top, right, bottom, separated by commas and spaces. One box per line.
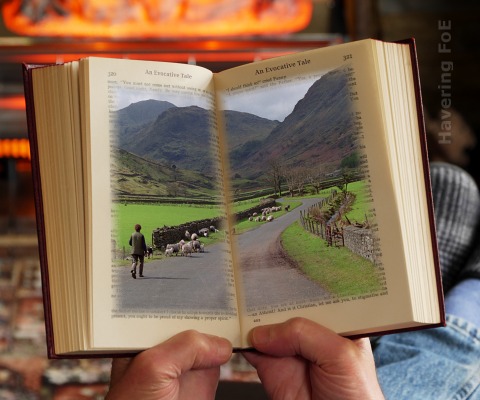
2, 0, 313, 38
0, 139, 30, 160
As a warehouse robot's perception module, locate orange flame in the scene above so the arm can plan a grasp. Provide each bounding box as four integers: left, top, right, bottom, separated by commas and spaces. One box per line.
2, 0, 313, 38
0, 139, 31, 160
0, 95, 26, 110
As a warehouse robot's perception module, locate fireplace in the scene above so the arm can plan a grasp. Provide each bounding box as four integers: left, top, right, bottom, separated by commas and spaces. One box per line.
0, 1, 348, 397
0, 1, 346, 235
3, 0, 315, 38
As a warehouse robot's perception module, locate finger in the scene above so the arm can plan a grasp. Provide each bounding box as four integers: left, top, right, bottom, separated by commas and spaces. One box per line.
135, 330, 232, 378
242, 350, 312, 399
109, 357, 133, 388
242, 349, 273, 370
249, 318, 359, 364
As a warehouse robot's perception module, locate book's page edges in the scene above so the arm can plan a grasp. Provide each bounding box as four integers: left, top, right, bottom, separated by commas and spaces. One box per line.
404, 38, 445, 326
23, 63, 59, 358
392, 38, 445, 326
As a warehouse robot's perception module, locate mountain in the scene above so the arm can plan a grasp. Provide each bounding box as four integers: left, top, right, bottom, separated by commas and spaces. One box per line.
114, 68, 355, 191
121, 105, 215, 175
230, 67, 356, 179
224, 110, 279, 150
111, 147, 217, 199
119, 105, 278, 176
115, 99, 176, 146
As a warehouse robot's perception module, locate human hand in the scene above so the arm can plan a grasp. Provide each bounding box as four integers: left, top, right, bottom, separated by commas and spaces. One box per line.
243, 318, 384, 400
106, 330, 232, 400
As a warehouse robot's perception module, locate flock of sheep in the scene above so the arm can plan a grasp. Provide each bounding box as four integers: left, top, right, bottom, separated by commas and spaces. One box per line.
247, 205, 286, 223
164, 204, 289, 257
164, 226, 216, 257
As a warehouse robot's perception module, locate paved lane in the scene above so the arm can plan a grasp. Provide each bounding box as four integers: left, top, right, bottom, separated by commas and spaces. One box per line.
114, 198, 330, 313
235, 198, 330, 309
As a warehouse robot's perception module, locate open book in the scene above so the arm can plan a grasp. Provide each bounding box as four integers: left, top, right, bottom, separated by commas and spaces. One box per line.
23, 38, 444, 358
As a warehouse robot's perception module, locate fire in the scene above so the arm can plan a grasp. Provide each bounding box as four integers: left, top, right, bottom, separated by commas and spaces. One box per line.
0, 95, 26, 110
0, 139, 31, 160
2, 0, 313, 38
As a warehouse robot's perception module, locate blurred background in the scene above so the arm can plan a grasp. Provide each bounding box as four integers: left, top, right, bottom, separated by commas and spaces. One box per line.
1, 0, 479, 398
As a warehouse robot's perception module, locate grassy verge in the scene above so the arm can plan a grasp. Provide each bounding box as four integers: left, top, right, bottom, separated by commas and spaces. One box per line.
343, 180, 372, 224
113, 203, 221, 249
281, 221, 383, 297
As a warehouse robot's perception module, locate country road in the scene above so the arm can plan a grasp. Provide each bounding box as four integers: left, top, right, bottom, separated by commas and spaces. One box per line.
114, 198, 330, 313
236, 197, 330, 309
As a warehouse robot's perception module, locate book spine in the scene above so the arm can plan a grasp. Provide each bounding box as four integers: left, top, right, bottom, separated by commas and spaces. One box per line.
22, 64, 59, 358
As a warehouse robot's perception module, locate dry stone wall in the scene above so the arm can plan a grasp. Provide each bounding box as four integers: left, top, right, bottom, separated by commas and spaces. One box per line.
342, 225, 378, 264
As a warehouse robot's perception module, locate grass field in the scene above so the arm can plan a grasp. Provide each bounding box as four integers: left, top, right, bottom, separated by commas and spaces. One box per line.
234, 199, 302, 234
281, 221, 383, 297
343, 180, 372, 224
113, 203, 221, 249
114, 179, 372, 253
114, 195, 301, 249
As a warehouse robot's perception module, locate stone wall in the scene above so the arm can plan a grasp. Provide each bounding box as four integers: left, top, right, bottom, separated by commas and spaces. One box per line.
342, 225, 378, 264
234, 199, 276, 221
151, 199, 276, 250
152, 217, 224, 250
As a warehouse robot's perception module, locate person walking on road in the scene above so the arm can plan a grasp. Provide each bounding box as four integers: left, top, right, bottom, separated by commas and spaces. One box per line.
129, 224, 147, 279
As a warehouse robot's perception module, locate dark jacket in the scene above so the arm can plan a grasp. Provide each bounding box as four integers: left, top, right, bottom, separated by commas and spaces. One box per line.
129, 231, 147, 256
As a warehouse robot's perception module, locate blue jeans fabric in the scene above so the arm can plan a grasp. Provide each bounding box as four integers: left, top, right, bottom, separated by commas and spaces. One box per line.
374, 280, 480, 399
445, 279, 480, 328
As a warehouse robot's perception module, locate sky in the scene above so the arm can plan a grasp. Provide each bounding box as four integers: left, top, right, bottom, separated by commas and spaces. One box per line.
220, 78, 315, 121
115, 75, 318, 122
115, 87, 211, 110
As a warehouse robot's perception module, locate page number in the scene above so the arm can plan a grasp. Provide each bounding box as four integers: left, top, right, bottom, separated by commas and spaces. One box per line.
343, 54, 353, 61
108, 72, 117, 77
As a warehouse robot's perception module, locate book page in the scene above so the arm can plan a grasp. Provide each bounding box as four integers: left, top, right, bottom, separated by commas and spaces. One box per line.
84, 58, 241, 351
214, 39, 425, 345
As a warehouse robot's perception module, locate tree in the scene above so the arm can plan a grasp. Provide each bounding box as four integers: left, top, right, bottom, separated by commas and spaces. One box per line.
307, 166, 325, 194
341, 169, 355, 195
266, 157, 284, 197
283, 166, 307, 197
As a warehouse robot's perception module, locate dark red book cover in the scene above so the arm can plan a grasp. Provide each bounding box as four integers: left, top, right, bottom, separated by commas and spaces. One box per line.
22, 39, 445, 358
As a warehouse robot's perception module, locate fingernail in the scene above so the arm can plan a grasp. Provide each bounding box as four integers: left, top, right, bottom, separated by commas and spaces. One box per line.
250, 326, 270, 346
216, 337, 233, 358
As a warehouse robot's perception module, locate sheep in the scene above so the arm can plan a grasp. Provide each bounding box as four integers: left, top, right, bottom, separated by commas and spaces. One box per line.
166, 243, 180, 256
185, 230, 191, 240
182, 243, 193, 256
285, 205, 290, 211
200, 243, 205, 253
191, 239, 201, 252
191, 233, 198, 241
209, 225, 216, 232
165, 247, 174, 256
267, 215, 274, 222
248, 216, 253, 221
199, 228, 209, 237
